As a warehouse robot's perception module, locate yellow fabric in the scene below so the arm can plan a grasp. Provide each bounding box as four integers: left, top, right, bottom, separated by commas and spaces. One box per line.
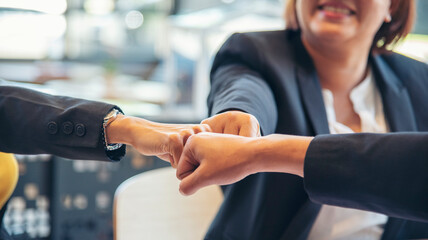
0, 152, 19, 209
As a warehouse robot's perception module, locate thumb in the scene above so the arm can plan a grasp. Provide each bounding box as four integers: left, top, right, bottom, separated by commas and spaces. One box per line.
179, 167, 208, 196
176, 142, 198, 180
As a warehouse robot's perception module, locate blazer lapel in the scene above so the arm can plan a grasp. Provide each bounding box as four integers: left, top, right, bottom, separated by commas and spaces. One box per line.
371, 55, 418, 132
293, 36, 330, 136
280, 201, 322, 240
278, 34, 328, 240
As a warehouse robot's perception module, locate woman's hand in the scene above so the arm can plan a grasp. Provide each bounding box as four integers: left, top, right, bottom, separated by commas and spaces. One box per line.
202, 111, 261, 137
106, 115, 211, 167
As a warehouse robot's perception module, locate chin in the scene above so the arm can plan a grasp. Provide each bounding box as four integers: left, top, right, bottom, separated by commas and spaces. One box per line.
309, 23, 355, 43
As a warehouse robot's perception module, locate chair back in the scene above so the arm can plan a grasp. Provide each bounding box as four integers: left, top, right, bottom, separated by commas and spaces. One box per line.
114, 167, 223, 240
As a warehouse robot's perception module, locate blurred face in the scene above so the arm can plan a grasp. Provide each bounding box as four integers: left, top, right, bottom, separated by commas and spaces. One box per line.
296, 0, 391, 45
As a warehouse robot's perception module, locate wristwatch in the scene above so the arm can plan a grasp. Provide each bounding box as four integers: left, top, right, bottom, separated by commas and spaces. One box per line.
103, 108, 123, 151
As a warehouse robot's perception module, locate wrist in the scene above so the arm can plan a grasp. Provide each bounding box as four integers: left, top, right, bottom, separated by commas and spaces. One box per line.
105, 114, 133, 145
250, 136, 275, 173
251, 134, 312, 177
245, 137, 268, 175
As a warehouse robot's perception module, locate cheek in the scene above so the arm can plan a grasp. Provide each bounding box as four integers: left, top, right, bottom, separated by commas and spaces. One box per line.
295, 0, 316, 31
359, 1, 390, 30
365, 0, 390, 22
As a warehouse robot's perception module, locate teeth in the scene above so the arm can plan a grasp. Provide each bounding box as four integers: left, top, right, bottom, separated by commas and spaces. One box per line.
323, 6, 351, 15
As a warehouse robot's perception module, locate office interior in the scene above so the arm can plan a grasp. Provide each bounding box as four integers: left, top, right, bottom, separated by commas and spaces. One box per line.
0, 0, 427, 239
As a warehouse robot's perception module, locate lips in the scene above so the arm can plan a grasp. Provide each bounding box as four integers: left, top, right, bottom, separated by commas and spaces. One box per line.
318, 2, 356, 16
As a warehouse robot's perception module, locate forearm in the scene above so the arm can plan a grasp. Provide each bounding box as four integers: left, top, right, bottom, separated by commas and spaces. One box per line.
250, 134, 313, 177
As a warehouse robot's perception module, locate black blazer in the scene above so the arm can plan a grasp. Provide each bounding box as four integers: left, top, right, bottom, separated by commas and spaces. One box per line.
0, 86, 125, 161
305, 132, 428, 223
0, 86, 126, 239
206, 30, 428, 240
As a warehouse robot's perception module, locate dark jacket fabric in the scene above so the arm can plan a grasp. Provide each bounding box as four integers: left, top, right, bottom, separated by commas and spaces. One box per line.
0, 86, 127, 239
305, 132, 428, 223
206, 30, 428, 240
0, 86, 125, 161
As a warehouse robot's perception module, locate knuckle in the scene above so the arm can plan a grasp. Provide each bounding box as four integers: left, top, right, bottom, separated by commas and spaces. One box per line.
192, 125, 202, 132
201, 118, 209, 124
249, 114, 259, 124
227, 111, 237, 120
180, 129, 193, 137
202, 123, 212, 132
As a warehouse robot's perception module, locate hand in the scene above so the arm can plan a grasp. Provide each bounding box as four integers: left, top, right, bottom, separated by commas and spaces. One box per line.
202, 111, 261, 137
176, 132, 256, 195
176, 133, 312, 195
106, 115, 211, 167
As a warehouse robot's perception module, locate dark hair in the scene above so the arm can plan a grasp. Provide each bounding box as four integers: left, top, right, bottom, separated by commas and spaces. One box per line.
284, 0, 416, 53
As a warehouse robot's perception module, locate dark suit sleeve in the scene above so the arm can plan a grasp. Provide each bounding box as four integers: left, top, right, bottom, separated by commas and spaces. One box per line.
208, 33, 278, 135
304, 132, 428, 222
0, 86, 125, 161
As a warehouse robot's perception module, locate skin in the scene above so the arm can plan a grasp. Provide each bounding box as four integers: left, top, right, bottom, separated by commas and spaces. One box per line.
201, 111, 261, 137
177, 133, 312, 195
297, 0, 392, 132
106, 115, 211, 167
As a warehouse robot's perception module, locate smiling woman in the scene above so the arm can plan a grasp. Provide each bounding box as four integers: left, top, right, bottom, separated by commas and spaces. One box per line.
202, 0, 428, 239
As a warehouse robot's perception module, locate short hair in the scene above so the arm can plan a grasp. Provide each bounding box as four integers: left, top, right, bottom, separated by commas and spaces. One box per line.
284, 0, 416, 53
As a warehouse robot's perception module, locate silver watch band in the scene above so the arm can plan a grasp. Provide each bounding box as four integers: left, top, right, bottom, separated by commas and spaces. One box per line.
103, 108, 123, 151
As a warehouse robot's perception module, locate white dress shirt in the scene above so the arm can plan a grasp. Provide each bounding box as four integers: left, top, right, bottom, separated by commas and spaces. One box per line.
307, 69, 389, 240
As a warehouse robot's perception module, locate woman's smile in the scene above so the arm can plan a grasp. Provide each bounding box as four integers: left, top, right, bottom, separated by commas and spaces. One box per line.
317, 1, 356, 21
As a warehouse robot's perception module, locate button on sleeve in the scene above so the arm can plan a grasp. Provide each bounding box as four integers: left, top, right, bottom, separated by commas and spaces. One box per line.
47, 121, 58, 135
62, 121, 74, 135
75, 124, 86, 137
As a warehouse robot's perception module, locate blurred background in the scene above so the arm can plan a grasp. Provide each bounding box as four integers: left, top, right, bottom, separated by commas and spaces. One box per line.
0, 0, 427, 239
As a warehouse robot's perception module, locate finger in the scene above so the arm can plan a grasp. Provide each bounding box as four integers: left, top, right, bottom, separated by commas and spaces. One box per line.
200, 124, 212, 132
201, 118, 223, 133
238, 114, 261, 137
223, 123, 239, 135
192, 124, 212, 134
238, 123, 259, 137
172, 150, 182, 168
176, 144, 199, 180
169, 134, 185, 167
179, 167, 208, 196
200, 118, 210, 125
181, 129, 194, 146
191, 125, 203, 134
157, 153, 174, 165
157, 153, 170, 162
